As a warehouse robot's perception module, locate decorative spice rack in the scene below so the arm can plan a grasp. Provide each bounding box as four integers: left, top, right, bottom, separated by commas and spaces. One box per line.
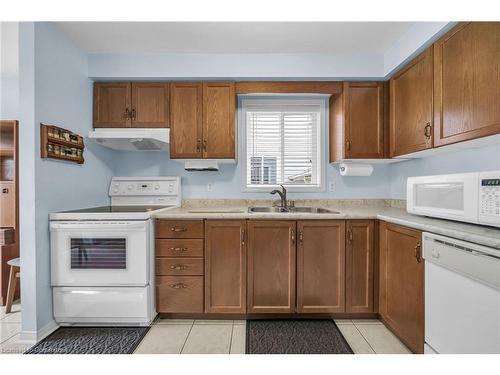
40, 123, 85, 164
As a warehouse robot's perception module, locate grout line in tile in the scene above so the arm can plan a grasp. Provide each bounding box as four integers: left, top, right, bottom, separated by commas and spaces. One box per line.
0, 328, 20, 345
179, 322, 195, 354
352, 323, 376, 354
228, 322, 235, 354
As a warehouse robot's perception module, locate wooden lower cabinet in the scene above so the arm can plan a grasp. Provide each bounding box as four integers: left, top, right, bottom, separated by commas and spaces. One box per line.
346, 220, 375, 313
204, 220, 246, 313
379, 222, 424, 353
296, 220, 345, 313
247, 220, 296, 313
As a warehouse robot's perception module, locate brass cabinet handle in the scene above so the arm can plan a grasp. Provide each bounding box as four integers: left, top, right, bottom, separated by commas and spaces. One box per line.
124, 108, 131, 119
170, 247, 188, 252
241, 228, 246, 246
170, 264, 187, 270
424, 122, 432, 139
291, 229, 295, 243
170, 283, 187, 289
415, 242, 422, 263
299, 230, 304, 242
348, 228, 353, 243
196, 139, 202, 152
131, 108, 136, 120
203, 139, 208, 151
346, 139, 351, 151
171, 226, 187, 232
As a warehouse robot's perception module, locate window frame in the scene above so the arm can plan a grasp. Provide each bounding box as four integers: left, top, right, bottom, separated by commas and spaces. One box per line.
238, 95, 327, 193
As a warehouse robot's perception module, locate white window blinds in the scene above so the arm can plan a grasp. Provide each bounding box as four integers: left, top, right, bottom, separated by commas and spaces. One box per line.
241, 98, 324, 190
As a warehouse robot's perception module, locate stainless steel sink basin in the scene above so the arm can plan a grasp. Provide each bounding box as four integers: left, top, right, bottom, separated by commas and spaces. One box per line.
248, 206, 340, 214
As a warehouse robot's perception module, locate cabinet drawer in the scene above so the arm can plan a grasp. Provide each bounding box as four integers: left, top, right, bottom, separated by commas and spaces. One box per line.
156, 276, 204, 313
156, 257, 204, 276
156, 220, 204, 238
156, 239, 204, 257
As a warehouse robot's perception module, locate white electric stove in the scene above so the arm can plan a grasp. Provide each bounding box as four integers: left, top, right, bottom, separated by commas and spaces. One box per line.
49, 176, 181, 326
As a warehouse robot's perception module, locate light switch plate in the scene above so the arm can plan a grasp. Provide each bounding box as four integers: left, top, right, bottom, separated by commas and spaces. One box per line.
329, 181, 335, 192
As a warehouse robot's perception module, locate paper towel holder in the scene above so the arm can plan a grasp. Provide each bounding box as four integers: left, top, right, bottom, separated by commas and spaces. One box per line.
338, 162, 374, 177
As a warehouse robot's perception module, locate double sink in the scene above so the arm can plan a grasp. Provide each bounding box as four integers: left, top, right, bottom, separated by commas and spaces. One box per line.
248, 206, 340, 214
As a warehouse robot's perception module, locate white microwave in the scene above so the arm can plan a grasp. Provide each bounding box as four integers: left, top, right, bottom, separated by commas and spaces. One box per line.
407, 171, 500, 227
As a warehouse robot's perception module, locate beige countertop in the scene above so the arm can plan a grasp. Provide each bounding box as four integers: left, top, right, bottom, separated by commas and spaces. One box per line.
153, 200, 500, 250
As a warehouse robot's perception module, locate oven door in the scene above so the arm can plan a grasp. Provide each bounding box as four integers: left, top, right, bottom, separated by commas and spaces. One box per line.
50, 220, 149, 286
407, 173, 478, 223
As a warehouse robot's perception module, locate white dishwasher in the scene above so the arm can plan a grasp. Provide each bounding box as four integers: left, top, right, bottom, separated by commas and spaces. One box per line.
423, 232, 500, 354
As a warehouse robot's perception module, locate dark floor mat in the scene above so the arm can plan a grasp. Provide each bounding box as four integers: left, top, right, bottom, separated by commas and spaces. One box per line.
246, 319, 353, 354
25, 326, 150, 354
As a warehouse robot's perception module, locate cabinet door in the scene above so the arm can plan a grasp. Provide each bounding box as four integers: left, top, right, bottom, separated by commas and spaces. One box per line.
345, 82, 384, 159
379, 222, 424, 353
0, 182, 15, 227
205, 220, 246, 313
202, 82, 235, 159
390, 48, 433, 157
434, 22, 500, 146
346, 220, 374, 313
296, 220, 345, 313
93, 83, 131, 128
131, 82, 170, 128
247, 220, 296, 313
170, 83, 203, 158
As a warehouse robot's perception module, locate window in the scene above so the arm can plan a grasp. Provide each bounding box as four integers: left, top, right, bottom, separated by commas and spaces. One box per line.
240, 97, 326, 192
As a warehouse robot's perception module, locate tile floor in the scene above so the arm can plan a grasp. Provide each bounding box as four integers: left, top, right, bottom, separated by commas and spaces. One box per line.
0, 301, 30, 354
0, 305, 411, 355
134, 318, 411, 354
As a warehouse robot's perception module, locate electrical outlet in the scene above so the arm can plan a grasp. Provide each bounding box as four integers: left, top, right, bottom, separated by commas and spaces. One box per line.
328, 181, 335, 192
207, 182, 213, 192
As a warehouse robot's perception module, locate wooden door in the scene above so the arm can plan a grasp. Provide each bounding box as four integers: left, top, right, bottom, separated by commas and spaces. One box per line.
296, 220, 345, 313
170, 83, 203, 158
93, 82, 131, 128
131, 82, 170, 128
205, 220, 246, 313
434, 22, 500, 146
346, 220, 374, 313
379, 222, 424, 353
390, 48, 433, 157
345, 82, 384, 159
202, 82, 235, 159
247, 220, 296, 313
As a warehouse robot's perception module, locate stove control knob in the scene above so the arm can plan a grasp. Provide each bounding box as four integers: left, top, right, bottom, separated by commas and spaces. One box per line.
155, 184, 160, 190
128, 184, 134, 190
113, 188, 119, 193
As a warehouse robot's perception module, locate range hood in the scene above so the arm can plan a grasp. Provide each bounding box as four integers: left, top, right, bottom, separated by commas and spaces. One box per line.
88, 128, 169, 151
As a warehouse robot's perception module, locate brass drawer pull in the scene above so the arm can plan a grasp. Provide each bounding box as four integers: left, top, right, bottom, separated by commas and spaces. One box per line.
196, 139, 202, 152
170, 247, 188, 252
424, 122, 432, 139
171, 227, 187, 232
203, 139, 208, 151
299, 230, 304, 242
170, 264, 188, 270
131, 108, 136, 120
348, 229, 353, 243
170, 283, 187, 289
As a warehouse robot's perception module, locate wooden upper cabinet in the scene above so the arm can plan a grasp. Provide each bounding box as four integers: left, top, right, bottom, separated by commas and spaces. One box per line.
330, 82, 385, 161
434, 22, 500, 146
296, 220, 345, 313
345, 220, 375, 313
379, 222, 424, 353
204, 220, 246, 313
202, 82, 235, 159
131, 82, 170, 128
390, 48, 434, 157
247, 220, 296, 313
170, 83, 203, 158
93, 83, 131, 128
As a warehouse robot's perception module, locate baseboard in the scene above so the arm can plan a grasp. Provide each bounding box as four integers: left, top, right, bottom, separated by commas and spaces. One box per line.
19, 319, 59, 344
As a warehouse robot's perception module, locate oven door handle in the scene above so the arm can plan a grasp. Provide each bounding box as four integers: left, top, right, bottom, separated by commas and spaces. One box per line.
50, 222, 147, 231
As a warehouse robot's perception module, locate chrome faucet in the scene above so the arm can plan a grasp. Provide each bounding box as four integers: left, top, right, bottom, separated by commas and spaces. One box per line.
270, 185, 288, 209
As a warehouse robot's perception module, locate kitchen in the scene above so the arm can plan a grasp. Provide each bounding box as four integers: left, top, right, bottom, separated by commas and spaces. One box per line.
0, 4, 500, 372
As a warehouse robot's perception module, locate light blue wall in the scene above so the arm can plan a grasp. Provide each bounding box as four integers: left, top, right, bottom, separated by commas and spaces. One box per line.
18, 22, 116, 333
389, 144, 500, 199
0, 22, 19, 119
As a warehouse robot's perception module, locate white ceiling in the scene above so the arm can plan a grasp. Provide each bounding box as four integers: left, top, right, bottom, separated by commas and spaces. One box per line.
53, 22, 415, 54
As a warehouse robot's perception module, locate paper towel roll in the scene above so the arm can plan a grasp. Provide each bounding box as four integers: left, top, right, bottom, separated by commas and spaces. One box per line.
339, 163, 373, 177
